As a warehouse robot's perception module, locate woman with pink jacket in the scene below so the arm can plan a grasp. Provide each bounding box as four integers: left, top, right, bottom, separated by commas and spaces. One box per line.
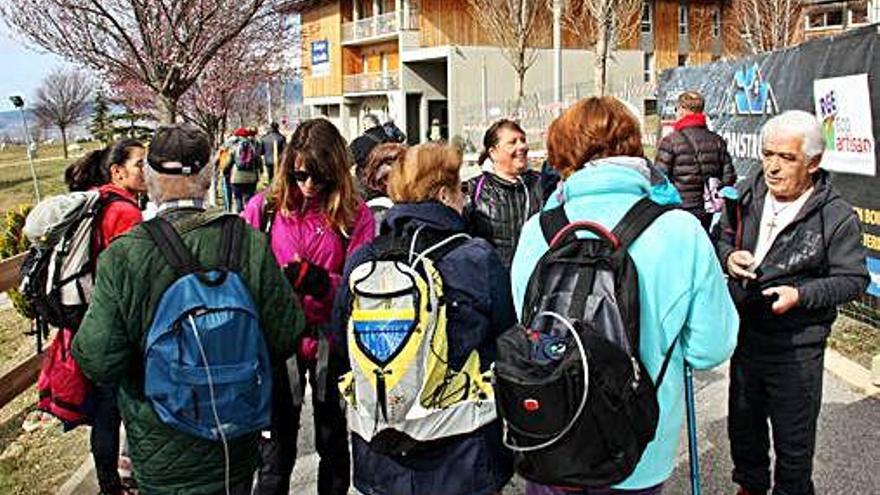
242, 118, 375, 495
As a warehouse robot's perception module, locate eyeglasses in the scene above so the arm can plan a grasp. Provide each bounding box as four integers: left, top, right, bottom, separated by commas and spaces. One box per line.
290, 170, 312, 183
289, 169, 331, 187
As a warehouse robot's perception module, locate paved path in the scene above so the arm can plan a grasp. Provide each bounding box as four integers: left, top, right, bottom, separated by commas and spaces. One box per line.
288, 363, 879, 494
65, 362, 879, 494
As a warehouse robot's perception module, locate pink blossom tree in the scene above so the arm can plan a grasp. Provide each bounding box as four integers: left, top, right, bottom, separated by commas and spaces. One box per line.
1, 0, 279, 123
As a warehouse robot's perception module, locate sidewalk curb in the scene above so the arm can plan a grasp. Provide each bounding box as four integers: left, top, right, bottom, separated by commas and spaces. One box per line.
824, 347, 880, 397
57, 456, 96, 495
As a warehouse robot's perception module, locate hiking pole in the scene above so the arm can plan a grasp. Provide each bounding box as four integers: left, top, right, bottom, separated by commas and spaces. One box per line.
685, 363, 701, 495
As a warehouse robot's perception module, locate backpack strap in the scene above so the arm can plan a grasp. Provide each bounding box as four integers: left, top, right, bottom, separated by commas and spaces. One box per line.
654, 333, 682, 389
218, 216, 245, 272
539, 205, 569, 246
260, 195, 277, 234
142, 217, 203, 276
610, 197, 672, 249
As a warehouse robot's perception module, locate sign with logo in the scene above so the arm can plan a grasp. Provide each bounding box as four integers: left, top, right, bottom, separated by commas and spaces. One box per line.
311, 40, 330, 77
814, 74, 876, 176
658, 26, 880, 304
868, 257, 880, 297
732, 64, 778, 116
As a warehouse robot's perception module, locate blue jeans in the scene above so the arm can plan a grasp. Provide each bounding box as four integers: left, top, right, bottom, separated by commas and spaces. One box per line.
91, 384, 122, 494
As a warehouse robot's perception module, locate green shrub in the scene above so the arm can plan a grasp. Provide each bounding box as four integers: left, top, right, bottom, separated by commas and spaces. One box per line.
0, 204, 35, 319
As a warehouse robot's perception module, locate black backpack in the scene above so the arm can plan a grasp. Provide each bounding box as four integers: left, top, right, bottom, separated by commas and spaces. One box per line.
493, 197, 679, 488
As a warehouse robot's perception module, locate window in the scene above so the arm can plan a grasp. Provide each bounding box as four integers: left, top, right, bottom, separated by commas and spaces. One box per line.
712, 7, 721, 38
643, 52, 654, 82
849, 6, 869, 26
641, 2, 652, 33
679, 3, 688, 36
807, 9, 844, 30
380, 52, 388, 74
361, 54, 368, 73
678, 54, 688, 67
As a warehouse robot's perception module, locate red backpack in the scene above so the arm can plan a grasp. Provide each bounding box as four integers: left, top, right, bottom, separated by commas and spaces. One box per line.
36, 327, 93, 428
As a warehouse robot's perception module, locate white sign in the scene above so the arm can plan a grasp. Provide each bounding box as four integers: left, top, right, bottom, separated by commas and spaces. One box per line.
813, 74, 876, 176
311, 40, 330, 77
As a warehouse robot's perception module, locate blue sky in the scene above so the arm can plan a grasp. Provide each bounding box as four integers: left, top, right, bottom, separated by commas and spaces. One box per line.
0, 23, 74, 112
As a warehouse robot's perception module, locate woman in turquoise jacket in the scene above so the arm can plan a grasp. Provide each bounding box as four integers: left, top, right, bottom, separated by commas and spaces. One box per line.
511, 97, 739, 494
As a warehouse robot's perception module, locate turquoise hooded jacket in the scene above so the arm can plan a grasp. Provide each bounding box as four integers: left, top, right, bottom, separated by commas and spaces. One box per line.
510, 158, 739, 490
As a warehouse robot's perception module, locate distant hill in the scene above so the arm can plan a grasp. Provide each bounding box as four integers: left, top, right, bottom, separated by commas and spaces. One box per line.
0, 107, 94, 144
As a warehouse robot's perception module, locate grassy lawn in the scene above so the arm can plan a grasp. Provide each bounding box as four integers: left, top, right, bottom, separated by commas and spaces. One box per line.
0, 143, 102, 216
829, 314, 880, 370
0, 307, 89, 495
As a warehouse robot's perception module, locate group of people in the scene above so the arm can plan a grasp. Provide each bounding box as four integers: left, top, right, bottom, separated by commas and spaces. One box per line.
59, 91, 866, 495
217, 123, 288, 213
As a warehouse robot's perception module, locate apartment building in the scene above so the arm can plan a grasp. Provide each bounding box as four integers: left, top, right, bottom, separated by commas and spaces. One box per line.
801, 0, 879, 41
287, 0, 732, 143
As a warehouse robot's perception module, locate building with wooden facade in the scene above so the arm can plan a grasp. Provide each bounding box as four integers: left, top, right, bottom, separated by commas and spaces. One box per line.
285, 0, 736, 142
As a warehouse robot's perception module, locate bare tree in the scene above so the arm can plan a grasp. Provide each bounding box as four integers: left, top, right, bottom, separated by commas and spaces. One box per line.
32, 69, 93, 159
464, 0, 551, 111
2, 0, 276, 123
561, 0, 641, 96
730, 0, 803, 54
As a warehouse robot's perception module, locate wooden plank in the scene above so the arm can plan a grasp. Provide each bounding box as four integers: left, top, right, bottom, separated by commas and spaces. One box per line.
0, 353, 42, 409
654, 0, 681, 71
0, 252, 26, 293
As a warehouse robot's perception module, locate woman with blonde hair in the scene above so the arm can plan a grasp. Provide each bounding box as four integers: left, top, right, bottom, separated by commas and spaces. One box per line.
332, 142, 515, 495
241, 118, 375, 495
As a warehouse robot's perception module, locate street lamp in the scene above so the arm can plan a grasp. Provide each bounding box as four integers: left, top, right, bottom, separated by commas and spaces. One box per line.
552, 0, 563, 115
9, 95, 41, 202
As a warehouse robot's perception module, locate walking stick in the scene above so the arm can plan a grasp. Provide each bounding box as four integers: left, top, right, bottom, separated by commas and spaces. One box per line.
685, 363, 701, 495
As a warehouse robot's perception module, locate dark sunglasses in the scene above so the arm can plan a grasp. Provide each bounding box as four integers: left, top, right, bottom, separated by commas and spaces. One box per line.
289, 169, 332, 187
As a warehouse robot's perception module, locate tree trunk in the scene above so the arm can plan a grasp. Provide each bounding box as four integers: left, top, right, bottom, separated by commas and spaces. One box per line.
60, 126, 69, 159
157, 94, 179, 124
594, 24, 608, 97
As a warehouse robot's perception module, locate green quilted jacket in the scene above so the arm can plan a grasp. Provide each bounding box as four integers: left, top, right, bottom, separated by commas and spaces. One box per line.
72, 208, 304, 494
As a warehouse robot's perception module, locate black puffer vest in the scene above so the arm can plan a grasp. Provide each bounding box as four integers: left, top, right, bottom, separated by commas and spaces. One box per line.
464, 170, 545, 267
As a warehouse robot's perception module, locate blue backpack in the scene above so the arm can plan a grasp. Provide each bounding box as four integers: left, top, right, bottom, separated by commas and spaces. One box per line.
142, 215, 272, 441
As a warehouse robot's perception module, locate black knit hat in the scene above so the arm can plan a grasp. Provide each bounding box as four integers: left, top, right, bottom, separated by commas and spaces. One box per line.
147, 124, 211, 175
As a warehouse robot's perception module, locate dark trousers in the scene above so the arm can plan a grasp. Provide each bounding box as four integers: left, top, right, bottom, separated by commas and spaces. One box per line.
254, 357, 350, 495
91, 384, 122, 494
728, 349, 824, 495
230, 183, 257, 213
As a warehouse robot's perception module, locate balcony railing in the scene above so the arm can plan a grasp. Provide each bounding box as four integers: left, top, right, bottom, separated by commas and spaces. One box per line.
342, 10, 419, 43
344, 72, 400, 93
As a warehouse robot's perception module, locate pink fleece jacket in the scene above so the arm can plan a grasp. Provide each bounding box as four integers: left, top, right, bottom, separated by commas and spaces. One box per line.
241, 191, 375, 327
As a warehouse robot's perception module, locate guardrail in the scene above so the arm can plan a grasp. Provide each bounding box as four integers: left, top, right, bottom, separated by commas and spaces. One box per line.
341, 10, 419, 44
344, 71, 400, 93
0, 252, 41, 410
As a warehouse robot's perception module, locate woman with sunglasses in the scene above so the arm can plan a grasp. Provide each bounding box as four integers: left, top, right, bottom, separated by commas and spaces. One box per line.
241, 118, 375, 495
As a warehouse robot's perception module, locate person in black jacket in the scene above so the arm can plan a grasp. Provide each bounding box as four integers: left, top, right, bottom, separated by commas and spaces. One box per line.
715, 111, 868, 495
350, 114, 388, 175
260, 122, 286, 182
463, 119, 549, 267
656, 91, 736, 230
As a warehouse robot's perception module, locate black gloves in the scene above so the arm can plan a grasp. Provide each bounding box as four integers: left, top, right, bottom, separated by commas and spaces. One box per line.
283, 260, 331, 299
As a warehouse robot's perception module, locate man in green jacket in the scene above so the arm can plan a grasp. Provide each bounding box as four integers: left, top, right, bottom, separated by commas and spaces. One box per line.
73, 124, 305, 495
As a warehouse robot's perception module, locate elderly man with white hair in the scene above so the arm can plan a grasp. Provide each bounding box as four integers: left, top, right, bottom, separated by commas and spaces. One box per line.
716, 110, 868, 495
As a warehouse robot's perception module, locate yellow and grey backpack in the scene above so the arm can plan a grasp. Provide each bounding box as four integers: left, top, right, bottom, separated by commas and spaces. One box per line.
339, 227, 497, 454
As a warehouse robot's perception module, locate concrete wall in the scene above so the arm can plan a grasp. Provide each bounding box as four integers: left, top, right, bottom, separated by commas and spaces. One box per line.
446, 46, 645, 144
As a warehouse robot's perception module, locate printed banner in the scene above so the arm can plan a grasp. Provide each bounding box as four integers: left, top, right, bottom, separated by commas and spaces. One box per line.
311, 40, 330, 77
658, 25, 880, 303
814, 74, 877, 176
